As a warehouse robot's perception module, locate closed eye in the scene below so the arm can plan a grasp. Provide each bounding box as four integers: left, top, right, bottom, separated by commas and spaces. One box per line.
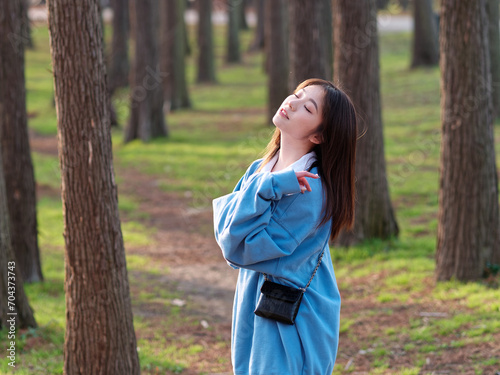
305, 106, 312, 114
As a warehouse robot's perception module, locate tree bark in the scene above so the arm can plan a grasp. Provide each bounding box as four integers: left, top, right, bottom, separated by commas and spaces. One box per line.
197, 0, 217, 83
126, 0, 167, 142
0, 108, 37, 331
436, 0, 500, 281
411, 0, 439, 68
0, 0, 42, 283
333, 0, 399, 245
265, 0, 288, 124
160, 0, 191, 110
108, 0, 129, 92
398, 0, 409, 10
227, 0, 241, 63
47, 1, 141, 373
20, 0, 33, 49
248, 0, 265, 52
239, 0, 249, 30
377, 0, 390, 10
173, 0, 191, 109
487, 0, 500, 118
288, 0, 332, 91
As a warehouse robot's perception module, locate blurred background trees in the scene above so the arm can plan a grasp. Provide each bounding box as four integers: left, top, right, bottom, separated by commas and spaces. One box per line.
0, 0, 37, 329
125, 0, 167, 142
0, 0, 42, 284
265, 0, 288, 123
411, 0, 439, 68
108, 0, 129, 93
197, 0, 216, 83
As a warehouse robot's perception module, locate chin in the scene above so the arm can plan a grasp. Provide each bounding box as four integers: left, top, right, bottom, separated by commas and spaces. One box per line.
271, 114, 283, 128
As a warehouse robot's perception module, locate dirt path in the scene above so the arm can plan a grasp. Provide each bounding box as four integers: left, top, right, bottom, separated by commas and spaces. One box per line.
115, 164, 238, 323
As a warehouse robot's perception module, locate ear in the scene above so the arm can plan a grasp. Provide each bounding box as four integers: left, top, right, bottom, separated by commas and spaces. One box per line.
309, 133, 322, 145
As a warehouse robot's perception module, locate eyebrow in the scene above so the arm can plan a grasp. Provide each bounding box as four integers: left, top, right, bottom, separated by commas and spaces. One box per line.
302, 88, 318, 112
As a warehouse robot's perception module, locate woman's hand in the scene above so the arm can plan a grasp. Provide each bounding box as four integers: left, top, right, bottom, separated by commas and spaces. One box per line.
295, 171, 319, 193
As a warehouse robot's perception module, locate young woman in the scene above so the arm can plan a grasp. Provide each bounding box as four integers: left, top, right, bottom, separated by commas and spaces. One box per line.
213, 78, 357, 374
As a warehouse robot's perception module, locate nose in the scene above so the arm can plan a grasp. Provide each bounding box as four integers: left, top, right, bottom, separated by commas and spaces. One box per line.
288, 99, 297, 111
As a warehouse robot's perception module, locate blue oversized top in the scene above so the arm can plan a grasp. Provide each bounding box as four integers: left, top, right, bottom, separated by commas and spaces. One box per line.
212, 152, 341, 375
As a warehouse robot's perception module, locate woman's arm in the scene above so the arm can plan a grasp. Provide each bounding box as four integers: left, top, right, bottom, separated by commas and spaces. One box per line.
213, 167, 319, 270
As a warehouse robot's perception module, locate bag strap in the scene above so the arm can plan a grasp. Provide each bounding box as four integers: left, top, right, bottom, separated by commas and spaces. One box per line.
263, 234, 330, 293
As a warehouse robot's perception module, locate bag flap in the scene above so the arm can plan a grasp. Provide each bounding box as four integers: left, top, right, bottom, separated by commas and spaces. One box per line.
260, 280, 303, 302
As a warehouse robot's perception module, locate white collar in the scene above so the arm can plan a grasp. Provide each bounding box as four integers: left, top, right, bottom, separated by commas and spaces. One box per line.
261, 151, 317, 173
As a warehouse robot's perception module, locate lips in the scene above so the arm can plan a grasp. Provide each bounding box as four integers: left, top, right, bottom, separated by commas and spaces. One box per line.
279, 108, 289, 119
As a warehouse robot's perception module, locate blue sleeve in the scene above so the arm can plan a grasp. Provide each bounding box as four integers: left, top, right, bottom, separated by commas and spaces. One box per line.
212, 164, 303, 269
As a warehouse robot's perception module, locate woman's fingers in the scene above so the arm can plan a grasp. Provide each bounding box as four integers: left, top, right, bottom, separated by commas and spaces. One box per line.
299, 178, 311, 192
295, 171, 319, 179
295, 171, 319, 193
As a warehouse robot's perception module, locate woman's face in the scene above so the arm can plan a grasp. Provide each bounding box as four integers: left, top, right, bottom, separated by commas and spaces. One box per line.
272, 85, 324, 145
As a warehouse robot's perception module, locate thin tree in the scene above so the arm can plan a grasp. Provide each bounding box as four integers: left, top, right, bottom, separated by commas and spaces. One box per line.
0, 118, 37, 331
265, 0, 288, 123
197, 0, 217, 83
108, 0, 129, 93
436, 0, 500, 281
47, 0, 141, 373
0, 0, 42, 283
377, 0, 390, 10
126, 0, 167, 142
333, 0, 399, 245
239, 0, 249, 30
20, 0, 33, 49
487, 0, 500, 118
227, 0, 241, 63
288, 0, 332, 90
248, 0, 265, 52
411, 0, 439, 68
160, 0, 191, 110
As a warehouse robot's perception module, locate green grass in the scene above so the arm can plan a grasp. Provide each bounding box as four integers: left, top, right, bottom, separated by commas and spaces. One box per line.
2, 16, 499, 375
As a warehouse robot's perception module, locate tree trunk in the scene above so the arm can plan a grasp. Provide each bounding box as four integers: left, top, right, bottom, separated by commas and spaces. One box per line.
398, 0, 409, 10
436, 0, 500, 281
288, 0, 332, 91
411, 0, 439, 68
487, 0, 500, 119
239, 0, 249, 30
248, 0, 265, 52
108, 0, 129, 92
377, 0, 390, 10
126, 0, 167, 142
160, 0, 191, 111
172, 0, 191, 109
47, 1, 141, 373
0, 0, 42, 283
20, 0, 33, 49
266, 0, 288, 124
197, 0, 217, 83
160, 0, 175, 111
333, 0, 399, 245
227, 0, 241, 63
0, 110, 37, 331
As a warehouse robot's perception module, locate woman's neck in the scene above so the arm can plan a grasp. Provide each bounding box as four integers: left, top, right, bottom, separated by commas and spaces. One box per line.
272, 134, 313, 172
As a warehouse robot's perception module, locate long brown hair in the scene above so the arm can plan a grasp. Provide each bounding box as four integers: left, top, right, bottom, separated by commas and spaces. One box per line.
259, 78, 357, 240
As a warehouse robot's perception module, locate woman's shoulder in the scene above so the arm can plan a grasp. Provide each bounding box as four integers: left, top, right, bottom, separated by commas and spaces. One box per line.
242, 158, 265, 177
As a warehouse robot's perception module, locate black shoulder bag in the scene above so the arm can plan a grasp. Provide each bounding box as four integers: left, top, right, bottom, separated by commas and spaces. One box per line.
254, 242, 327, 325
